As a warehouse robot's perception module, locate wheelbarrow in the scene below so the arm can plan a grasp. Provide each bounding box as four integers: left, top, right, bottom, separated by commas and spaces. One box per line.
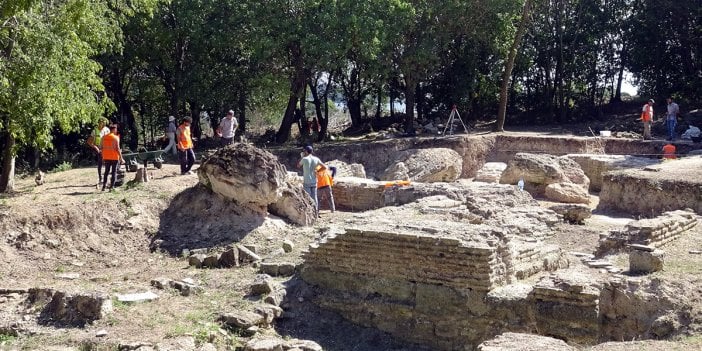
122, 149, 165, 172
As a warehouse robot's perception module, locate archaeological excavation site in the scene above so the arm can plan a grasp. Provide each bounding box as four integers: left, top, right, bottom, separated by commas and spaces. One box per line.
3, 133, 702, 351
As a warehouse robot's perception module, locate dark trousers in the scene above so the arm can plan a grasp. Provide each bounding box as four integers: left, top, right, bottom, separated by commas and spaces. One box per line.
96, 152, 103, 179
102, 160, 118, 190
179, 148, 196, 174
221, 137, 233, 147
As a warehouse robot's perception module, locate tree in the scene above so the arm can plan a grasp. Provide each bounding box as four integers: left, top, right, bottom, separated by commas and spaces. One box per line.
0, 0, 159, 192
496, 0, 533, 132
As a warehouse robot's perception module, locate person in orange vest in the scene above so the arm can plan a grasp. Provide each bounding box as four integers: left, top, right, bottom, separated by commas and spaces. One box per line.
87, 117, 110, 188
640, 99, 654, 140
316, 165, 336, 213
662, 143, 676, 160
100, 124, 124, 191
176, 117, 196, 175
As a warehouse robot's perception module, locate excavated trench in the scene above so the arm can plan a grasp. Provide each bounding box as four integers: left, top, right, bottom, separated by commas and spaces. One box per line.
271, 134, 702, 350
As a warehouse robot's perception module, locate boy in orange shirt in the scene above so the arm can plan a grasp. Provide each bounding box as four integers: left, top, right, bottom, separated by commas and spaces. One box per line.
316, 165, 336, 213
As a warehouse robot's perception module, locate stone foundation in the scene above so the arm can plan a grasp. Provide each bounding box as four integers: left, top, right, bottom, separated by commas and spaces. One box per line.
597, 210, 697, 256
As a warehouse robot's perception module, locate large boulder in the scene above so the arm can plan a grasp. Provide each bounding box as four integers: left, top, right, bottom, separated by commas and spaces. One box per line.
500, 153, 590, 193
380, 148, 463, 183
198, 143, 316, 225
544, 183, 590, 204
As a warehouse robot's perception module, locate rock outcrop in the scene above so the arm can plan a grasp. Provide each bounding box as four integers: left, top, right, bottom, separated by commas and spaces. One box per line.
500, 153, 590, 203
198, 143, 316, 225
381, 148, 463, 183
544, 183, 590, 204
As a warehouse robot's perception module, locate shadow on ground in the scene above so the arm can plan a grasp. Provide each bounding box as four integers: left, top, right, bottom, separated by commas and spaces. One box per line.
275, 277, 430, 351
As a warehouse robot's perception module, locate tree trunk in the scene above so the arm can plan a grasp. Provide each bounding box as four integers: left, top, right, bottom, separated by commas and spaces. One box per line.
613, 42, 626, 103
375, 85, 382, 119
496, 0, 532, 132
110, 67, 138, 151
403, 75, 416, 134
308, 79, 324, 140
276, 42, 306, 144
0, 131, 16, 193
190, 103, 201, 139
237, 91, 247, 138
319, 74, 333, 142
347, 98, 363, 126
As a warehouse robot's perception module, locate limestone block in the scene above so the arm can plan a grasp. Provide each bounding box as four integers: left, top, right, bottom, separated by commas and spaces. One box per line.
380, 148, 463, 183
478, 332, 576, 351
250, 274, 278, 296
326, 159, 366, 178
544, 183, 590, 204
244, 338, 284, 351
219, 248, 239, 267
219, 310, 265, 330
549, 204, 592, 224
474, 162, 507, 183
629, 249, 664, 274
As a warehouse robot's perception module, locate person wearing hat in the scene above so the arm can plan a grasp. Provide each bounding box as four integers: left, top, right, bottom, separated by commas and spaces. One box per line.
640, 99, 654, 140
163, 115, 178, 156
297, 145, 327, 217
217, 110, 239, 146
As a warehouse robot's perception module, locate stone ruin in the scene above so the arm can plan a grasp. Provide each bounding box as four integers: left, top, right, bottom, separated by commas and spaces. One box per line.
300, 183, 571, 350
291, 144, 702, 350
596, 210, 698, 256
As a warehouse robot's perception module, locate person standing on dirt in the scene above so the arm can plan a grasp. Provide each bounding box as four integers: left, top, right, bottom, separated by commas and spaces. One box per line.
297, 145, 327, 217
316, 164, 336, 213
666, 98, 680, 141
162, 115, 178, 156
101, 125, 123, 191
640, 99, 654, 140
87, 118, 110, 187
216, 110, 238, 147
176, 117, 196, 175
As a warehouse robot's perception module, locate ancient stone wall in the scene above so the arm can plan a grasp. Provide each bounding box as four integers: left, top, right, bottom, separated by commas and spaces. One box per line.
271, 135, 680, 184
597, 210, 698, 256
599, 170, 702, 216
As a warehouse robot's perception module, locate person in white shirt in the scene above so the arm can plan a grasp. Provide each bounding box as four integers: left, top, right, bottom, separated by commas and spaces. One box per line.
162, 115, 178, 156
217, 110, 239, 146
666, 97, 680, 141
640, 99, 654, 140
87, 118, 110, 187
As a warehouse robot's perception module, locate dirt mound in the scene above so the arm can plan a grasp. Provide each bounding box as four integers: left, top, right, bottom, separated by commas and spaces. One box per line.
153, 185, 290, 254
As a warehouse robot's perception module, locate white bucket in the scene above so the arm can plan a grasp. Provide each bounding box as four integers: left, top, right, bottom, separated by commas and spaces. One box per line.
599, 131, 611, 137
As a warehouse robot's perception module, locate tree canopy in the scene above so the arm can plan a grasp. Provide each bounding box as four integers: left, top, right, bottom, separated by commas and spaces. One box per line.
2, 0, 702, 191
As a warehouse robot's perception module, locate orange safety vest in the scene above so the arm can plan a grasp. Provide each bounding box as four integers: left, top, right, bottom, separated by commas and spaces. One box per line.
101, 133, 120, 161
177, 124, 193, 149
316, 167, 333, 188
662, 144, 676, 159
641, 103, 653, 122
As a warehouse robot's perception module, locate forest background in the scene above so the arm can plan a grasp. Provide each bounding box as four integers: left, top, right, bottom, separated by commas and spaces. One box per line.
0, 0, 699, 192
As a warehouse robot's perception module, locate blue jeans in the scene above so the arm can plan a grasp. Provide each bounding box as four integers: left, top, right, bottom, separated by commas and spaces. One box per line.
666, 118, 676, 140
303, 185, 318, 214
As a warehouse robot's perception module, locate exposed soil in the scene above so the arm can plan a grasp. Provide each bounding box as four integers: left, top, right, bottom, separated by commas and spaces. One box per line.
2, 135, 702, 350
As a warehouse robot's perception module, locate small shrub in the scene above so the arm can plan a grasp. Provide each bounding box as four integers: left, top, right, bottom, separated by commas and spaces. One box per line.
51, 161, 73, 173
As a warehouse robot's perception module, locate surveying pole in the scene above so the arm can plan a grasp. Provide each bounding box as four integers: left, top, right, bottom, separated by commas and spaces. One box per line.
441, 105, 469, 136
